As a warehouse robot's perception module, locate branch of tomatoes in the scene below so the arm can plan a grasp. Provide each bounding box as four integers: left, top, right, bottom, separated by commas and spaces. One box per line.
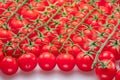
58, 8, 96, 52
0, 0, 120, 79
92, 19, 120, 68
6, 0, 28, 23
11, 2, 65, 56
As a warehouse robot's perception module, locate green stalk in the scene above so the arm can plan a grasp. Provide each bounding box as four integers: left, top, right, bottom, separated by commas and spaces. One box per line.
6, 0, 28, 23
12, 4, 65, 55
92, 19, 120, 68
59, 9, 95, 52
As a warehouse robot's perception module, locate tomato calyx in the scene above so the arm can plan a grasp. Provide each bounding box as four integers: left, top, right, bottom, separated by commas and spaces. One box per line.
97, 60, 111, 68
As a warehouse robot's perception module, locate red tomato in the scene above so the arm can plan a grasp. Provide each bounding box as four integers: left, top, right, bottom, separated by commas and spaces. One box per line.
0, 1, 12, 14
18, 53, 37, 72
4, 43, 21, 58
72, 34, 87, 46
65, 45, 81, 57
22, 45, 41, 57
0, 28, 13, 43
99, 51, 115, 62
95, 60, 116, 80
0, 40, 3, 48
38, 52, 56, 71
0, 49, 4, 69
22, 9, 39, 20
57, 54, 75, 71
115, 70, 120, 80
0, 49, 4, 61
41, 44, 59, 56
8, 18, 28, 33
104, 45, 120, 60
76, 52, 95, 71
1, 56, 18, 75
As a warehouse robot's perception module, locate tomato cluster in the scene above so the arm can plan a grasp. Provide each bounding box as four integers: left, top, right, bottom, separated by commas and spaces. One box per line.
0, 0, 120, 80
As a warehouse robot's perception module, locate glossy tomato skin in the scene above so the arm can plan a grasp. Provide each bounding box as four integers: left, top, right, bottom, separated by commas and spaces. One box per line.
41, 44, 59, 57
18, 53, 37, 72
8, 18, 28, 34
99, 51, 115, 62
0, 49, 4, 69
22, 9, 39, 20
0, 49, 4, 61
76, 52, 95, 71
57, 54, 75, 71
115, 70, 120, 80
109, 46, 120, 60
38, 52, 56, 71
0, 28, 13, 43
65, 45, 81, 58
104, 46, 120, 60
95, 60, 116, 80
22, 45, 41, 57
1, 56, 18, 75
0, 40, 3, 48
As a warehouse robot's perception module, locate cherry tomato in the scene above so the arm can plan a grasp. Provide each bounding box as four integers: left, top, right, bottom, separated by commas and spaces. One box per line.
1, 56, 18, 75
0, 49, 4, 69
65, 45, 81, 58
76, 52, 95, 71
38, 52, 56, 71
22, 9, 39, 20
22, 45, 41, 57
95, 60, 116, 80
57, 54, 75, 71
99, 51, 115, 62
18, 53, 37, 72
0, 28, 13, 43
115, 70, 120, 80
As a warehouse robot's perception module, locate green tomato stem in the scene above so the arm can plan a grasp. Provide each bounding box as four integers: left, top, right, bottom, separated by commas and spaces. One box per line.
12, 3, 65, 55
59, 9, 95, 52
6, 0, 28, 23
92, 19, 120, 69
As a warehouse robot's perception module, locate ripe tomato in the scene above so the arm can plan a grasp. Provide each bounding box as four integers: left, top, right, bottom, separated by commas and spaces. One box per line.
76, 52, 95, 71
22, 44, 41, 57
72, 34, 87, 46
0, 40, 3, 48
18, 53, 37, 72
41, 44, 59, 56
99, 51, 115, 62
0, 28, 13, 43
38, 52, 56, 71
0, 49, 4, 69
95, 60, 116, 80
104, 45, 120, 60
57, 54, 75, 71
109, 46, 120, 60
1, 56, 18, 75
8, 18, 28, 33
65, 45, 81, 57
4, 42, 21, 58
22, 9, 39, 20
115, 70, 120, 80
0, 1, 12, 14
0, 49, 4, 61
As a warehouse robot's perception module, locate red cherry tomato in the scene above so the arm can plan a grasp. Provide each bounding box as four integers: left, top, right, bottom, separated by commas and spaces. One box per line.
18, 53, 37, 72
38, 52, 56, 71
95, 60, 116, 80
76, 52, 95, 71
99, 51, 115, 62
1, 56, 18, 75
57, 54, 75, 71
115, 70, 120, 80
